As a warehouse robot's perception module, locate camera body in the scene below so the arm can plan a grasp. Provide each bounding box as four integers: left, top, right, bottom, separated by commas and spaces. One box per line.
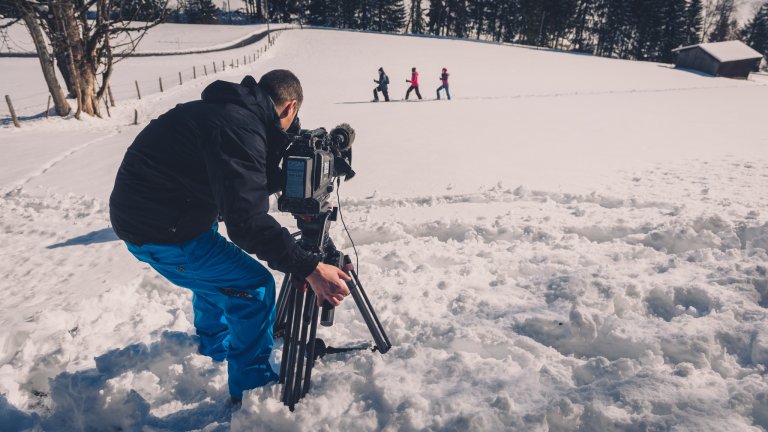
278, 124, 355, 215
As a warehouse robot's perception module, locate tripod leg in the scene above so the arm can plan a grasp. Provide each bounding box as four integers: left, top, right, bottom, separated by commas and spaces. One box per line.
291, 291, 316, 405
274, 274, 292, 337
302, 301, 321, 397
278, 279, 295, 384
281, 286, 305, 410
347, 267, 392, 354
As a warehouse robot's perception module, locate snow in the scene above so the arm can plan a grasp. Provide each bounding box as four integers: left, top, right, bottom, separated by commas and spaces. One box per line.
0, 20, 280, 55
1, 27, 768, 431
675, 40, 764, 63
0, 21, 288, 119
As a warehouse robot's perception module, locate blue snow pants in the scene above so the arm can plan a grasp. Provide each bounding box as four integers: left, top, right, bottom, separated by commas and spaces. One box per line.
125, 224, 278, 399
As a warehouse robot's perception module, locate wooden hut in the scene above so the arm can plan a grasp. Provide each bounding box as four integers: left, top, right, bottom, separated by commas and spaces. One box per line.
672, 41, 763, 79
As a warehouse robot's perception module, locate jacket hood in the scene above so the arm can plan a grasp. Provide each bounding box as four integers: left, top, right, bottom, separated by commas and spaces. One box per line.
201, 76, 291, 193
203, 77, 295, 140
201, 76, 277, 122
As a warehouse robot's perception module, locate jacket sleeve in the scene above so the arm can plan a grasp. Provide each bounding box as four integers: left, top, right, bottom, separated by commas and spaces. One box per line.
203, 126, 320, 278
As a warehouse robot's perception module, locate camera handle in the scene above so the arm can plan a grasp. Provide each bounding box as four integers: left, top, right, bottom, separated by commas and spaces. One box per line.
273, 208, 391, 411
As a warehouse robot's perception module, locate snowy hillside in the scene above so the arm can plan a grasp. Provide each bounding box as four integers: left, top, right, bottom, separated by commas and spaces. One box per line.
1, 27, 768, 431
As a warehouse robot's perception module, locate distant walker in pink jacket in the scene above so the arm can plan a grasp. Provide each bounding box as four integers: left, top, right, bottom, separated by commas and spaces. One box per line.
405, 67, 422, 100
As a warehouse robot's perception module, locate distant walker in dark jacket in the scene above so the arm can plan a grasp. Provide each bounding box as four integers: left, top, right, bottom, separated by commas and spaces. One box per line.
109, 70, 351, 403
405, 67, 422, 100
373, 67, 390, 102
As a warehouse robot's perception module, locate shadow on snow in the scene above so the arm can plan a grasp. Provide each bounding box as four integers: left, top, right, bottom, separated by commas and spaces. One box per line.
0, 331, 234, 431
47, 228, 120, 249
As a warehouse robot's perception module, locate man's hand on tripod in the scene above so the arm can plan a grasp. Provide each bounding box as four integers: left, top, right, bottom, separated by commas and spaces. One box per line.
306, 263, 351, 307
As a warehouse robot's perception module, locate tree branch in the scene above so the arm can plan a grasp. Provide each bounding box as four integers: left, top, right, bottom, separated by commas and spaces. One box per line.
0, 17, 21, 29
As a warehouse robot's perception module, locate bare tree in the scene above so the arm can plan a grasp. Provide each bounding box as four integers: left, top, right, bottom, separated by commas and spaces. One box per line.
1, 0, 167, 119
703, 0, 741, 42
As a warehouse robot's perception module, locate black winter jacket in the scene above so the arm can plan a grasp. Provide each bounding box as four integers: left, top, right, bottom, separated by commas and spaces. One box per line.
109, 76, 320, 278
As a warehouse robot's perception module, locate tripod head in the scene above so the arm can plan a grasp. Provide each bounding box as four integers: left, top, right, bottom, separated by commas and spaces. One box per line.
290, 207, 343, 326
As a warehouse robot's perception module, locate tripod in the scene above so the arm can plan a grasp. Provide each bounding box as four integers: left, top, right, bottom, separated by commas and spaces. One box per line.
274, 207, 391, 411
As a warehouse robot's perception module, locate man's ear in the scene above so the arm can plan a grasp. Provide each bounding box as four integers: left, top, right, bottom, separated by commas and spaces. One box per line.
277, 103, 289, 119
278, 100, 297, 119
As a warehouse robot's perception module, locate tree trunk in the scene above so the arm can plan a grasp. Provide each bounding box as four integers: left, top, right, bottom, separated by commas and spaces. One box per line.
14, 0, 160, 121
15, 1, 71, 116
53, 0, 100, 118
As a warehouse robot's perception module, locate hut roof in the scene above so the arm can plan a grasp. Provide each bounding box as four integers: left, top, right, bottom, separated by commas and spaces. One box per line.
673, 40, 763, 63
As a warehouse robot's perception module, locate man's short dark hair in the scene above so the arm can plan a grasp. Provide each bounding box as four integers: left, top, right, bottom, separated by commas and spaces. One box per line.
259, 69, 303, 107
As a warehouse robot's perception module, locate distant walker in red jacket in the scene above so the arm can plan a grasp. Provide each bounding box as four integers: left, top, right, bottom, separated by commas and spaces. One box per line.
405, 67, 422, 100
437, 67, 451, 100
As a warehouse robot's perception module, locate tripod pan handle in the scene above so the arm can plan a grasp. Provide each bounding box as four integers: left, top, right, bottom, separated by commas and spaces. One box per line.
320, 301, 335, 327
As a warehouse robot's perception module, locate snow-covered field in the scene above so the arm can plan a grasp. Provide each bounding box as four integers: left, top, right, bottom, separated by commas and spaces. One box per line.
1, 27, 768, 431
0, 21, 289, 118
0, 21, 274, 55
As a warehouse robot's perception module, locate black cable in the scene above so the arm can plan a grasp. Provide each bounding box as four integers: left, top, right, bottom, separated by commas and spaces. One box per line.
336, 179, 360, 275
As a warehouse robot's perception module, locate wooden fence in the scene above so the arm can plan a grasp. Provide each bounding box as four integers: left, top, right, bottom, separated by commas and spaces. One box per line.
3, 30, 284, 128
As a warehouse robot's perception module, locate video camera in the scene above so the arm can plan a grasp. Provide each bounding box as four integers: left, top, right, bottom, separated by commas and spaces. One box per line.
278, 124, 356, 215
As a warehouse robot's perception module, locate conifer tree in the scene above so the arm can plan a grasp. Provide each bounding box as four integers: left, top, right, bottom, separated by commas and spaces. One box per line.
572, 0, 599, 51
448, 0, 471, 38
409, 0, 426, 33
376, 0, 406, 32
356, 0, 374, 29
187, 0, 219, 24
116, 0, 167, 22
659, 0, 688, 62
595, 0, 632, 58
307, 0, 337, 26
741, 1, 768, 59
427, 0, 446, 35
684, 0, 703, 45
467, 0, 487, 38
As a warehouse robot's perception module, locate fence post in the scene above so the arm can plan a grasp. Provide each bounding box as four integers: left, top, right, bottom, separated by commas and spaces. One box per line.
213, 62, 217, 73
222, 60, 225, 71
236, 58, 239, 67
135, 80, 142, 99
5, 95, 20, 128
46, 95, 51, 119
159, 77, 164, 92
243, 55, 246, 65
204, 65, 208, 76
179, 72, 183, 85
107, 85, 115, 107
193, 66, 197, 79
134, 109, 138, 125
